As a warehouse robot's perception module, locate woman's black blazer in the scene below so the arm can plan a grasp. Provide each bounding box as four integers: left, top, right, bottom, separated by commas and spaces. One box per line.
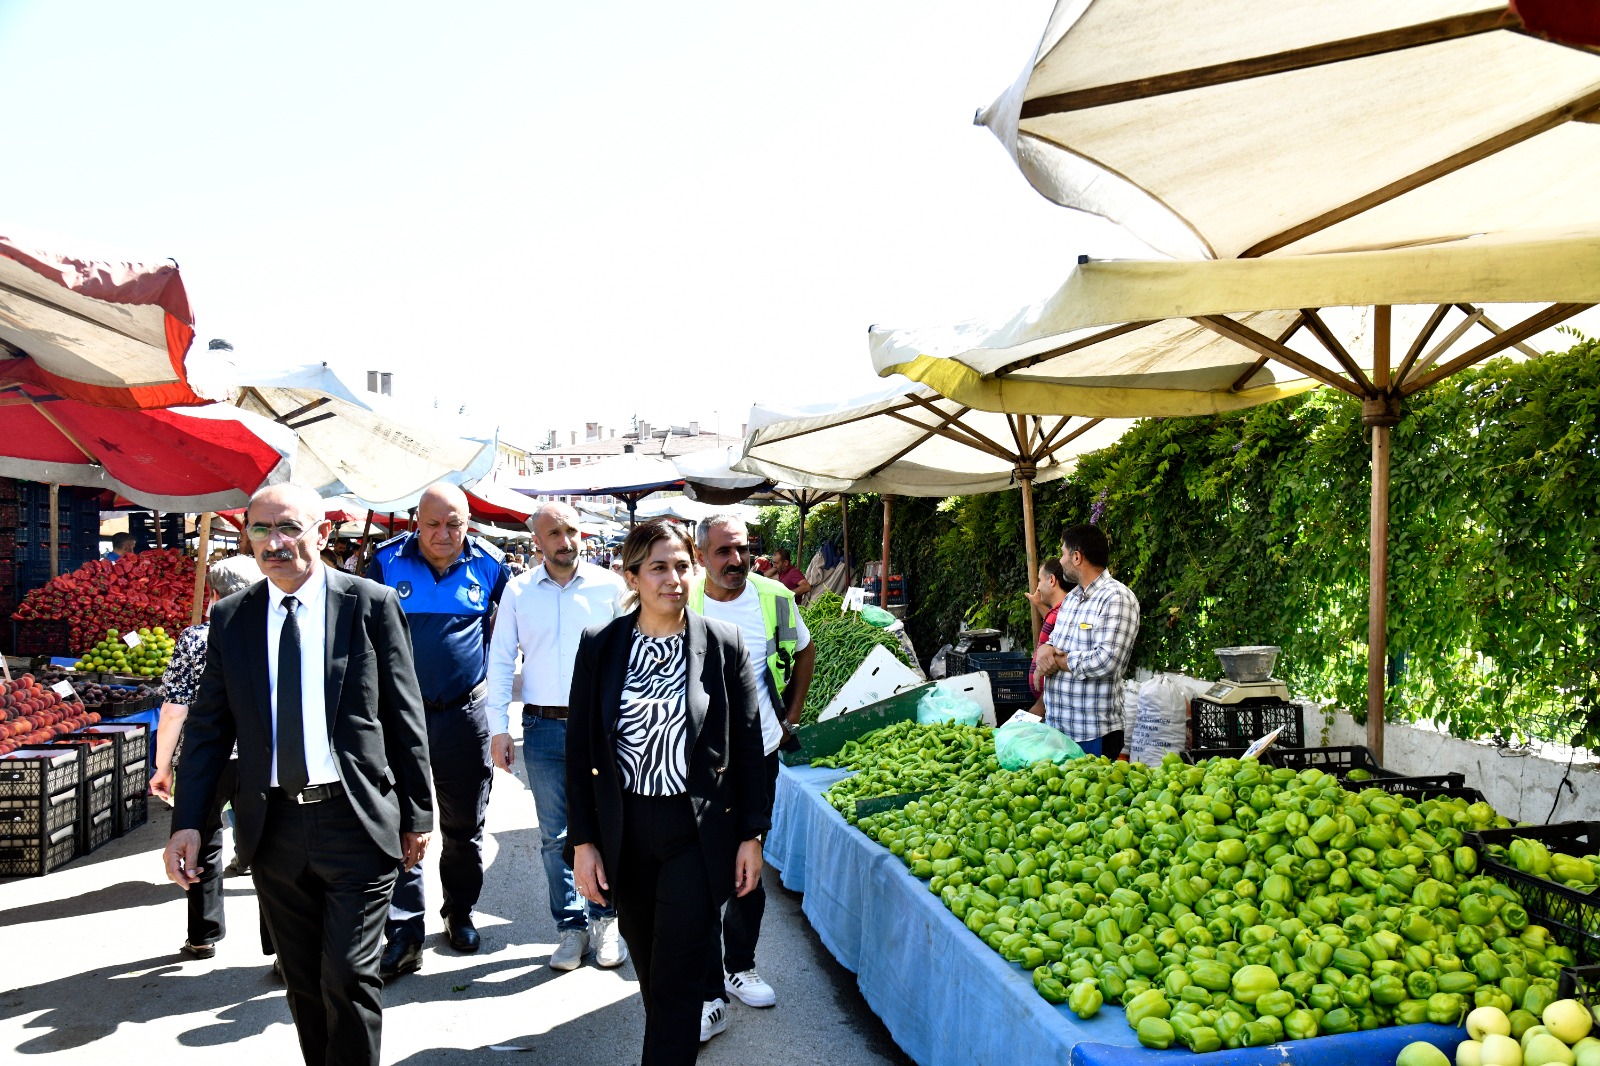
565, 609, 771, 904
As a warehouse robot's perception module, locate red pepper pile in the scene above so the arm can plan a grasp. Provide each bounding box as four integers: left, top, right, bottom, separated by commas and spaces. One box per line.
10, 549, 197, 652
0, 674, 101, 755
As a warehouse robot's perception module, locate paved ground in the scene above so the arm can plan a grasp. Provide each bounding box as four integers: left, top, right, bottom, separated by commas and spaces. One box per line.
0, 748, 913, 1065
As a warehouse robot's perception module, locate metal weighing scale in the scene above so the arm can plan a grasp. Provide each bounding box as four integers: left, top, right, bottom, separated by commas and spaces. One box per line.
1197, 677, 1290, 705
1190, 646, 1301, 748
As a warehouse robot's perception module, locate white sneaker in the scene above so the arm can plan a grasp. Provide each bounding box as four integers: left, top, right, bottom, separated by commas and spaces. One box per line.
724, 968, 777, 1008
591, 915, 628, 969
549, 927, 589, 971
700, 999, 728, 1042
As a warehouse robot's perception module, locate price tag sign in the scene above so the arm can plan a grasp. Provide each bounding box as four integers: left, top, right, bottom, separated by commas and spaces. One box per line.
841, 587, 866, 614
122, 631, 143, 648
1242, 725, 1285, 760
51, 680, 78, 701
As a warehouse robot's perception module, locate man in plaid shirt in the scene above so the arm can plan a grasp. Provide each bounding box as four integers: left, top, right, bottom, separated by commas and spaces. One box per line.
1034, 525, 1140, 758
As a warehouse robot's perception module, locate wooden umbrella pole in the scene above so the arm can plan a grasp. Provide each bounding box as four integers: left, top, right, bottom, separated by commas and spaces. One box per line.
191, 512, 214, 624
1020, 470, 1041, 645
48, 483, 60, 579
154, 509, 163, 550
880, 495, 892, 605
840, 497, 851, 580
1365, 305, 1395, 764
796, 501, 810, 571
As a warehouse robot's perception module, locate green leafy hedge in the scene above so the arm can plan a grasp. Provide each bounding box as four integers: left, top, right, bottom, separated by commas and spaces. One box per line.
766, 341, 1600, 746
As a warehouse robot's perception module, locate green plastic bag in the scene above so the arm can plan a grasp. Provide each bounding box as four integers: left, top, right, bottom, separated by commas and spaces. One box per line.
860, 604, 896, 628
916, 688, 983, 727
994, 720, 1083, 769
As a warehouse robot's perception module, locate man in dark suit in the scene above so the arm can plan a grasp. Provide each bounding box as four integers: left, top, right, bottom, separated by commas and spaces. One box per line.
163, 483, 434, 1066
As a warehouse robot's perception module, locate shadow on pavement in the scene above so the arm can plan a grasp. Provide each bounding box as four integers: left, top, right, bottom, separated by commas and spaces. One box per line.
387, 993, 645, 1065
0, 880, 177, 929
0, 956, 286, 1054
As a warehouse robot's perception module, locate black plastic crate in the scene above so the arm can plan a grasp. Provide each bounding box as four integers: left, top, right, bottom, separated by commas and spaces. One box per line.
1366, 772, 1467, 792
44, 734, 117, 781
118, 760, 147, 806
1179, 747, 1254, 765
1468, 822, 1600, 965
1190, 699, 1304, 750
13, 619, 72, 656
61, 722, 149, 776
946, 650, 1032, 703
84, 805, 115, 853
0, 782, 79, 840
1263, 745, 1383, 778
79, 769, 115, 854
0, 745, 82, 798
1559, 965, 1600, 1013
1389, 784, 1487, 804
0, 822, 77, 877
116, 792, 148, 835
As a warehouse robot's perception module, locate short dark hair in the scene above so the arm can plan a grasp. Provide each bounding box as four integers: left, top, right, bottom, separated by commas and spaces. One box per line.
1060, 524, 1109, 568
111, 532, 135, 552
1040, 557, 1067, 587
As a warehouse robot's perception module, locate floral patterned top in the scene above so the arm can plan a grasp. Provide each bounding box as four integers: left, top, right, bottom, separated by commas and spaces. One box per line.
161, 624, 210, 705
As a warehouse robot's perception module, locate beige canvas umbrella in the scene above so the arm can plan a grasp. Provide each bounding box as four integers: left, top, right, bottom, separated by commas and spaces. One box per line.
736, 379, 1134, 641
977, 1, 1600, 261
871, 228, 1600, 757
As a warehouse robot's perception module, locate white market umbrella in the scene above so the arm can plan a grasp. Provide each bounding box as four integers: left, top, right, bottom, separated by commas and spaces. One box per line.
870, 228, 1600, 754
737, 378, 1133, 638
231, 362, 496, 510
504, 452, 684, 525
977, 1, 1600, 260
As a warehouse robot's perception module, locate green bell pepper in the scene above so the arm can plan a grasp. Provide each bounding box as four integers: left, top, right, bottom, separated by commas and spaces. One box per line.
1394, 998, 1430, 1026
1425, 992, 1465, 1026
1283, 1008, 1319, 1041
1406, 971, 1437, 999
1124, 989, 1171, 1028
1188, 1026, 1222, 1054
1136, 1017, 1175, 1050
1371, 974, 1407, 1006
1067, 979, 1103, 1019
1319, 1007, 1358, 1035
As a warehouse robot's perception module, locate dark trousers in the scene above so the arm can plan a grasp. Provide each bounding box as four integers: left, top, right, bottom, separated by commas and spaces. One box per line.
616, 791, 717, 1066
188, 758, 277, 954
387, 693, 492, 942
706, 751, 778, 997
254, 792, 398, 1066
1079, 729, 1125, 760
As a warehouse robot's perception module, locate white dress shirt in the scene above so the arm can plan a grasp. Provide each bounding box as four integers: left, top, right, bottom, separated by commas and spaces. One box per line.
486, 561, 625, 735
264, 564, 341, 787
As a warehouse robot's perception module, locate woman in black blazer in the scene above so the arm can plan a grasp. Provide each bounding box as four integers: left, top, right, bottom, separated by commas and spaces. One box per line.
566, 518, 770, 1065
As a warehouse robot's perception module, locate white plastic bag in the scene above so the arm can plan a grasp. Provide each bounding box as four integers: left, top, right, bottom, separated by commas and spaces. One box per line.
1130, 673, 1191, 767
928, 644, 953, 680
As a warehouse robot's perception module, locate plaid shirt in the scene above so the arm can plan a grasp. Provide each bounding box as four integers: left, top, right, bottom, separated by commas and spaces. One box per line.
1028, 604, 1061, 698
1042, 570, 1140, 741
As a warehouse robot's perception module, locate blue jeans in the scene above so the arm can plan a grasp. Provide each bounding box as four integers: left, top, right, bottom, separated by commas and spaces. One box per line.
522, 710, 613, 930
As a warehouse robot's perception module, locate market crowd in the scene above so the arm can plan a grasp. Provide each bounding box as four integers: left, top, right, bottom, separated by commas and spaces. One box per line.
160, 482, 816, 1066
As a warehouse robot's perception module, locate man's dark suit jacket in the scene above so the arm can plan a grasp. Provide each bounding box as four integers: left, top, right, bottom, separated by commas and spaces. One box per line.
565, 609, 771, 905
173, 567, 434, 865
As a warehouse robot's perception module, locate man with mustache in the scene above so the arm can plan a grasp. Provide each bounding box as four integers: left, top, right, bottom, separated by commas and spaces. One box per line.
163, 483, 432, 1066
487, 502, 629, 971
367, 483, 508, 976
688, 513, 814, 1040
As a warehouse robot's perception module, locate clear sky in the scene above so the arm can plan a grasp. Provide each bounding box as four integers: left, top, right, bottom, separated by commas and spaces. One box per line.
0, 0, 1155, 446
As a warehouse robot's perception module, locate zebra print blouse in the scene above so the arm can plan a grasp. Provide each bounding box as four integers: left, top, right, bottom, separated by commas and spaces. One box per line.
615, 627, 689, 795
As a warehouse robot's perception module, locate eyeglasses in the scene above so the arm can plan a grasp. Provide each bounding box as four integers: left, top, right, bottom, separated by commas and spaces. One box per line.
246, 522, 312, 543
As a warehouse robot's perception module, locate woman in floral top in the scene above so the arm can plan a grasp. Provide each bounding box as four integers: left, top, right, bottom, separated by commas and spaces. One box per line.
151, 554, 262, 959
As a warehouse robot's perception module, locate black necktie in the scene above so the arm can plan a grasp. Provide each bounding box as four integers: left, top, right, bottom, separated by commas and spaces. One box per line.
277, 595, 310, 795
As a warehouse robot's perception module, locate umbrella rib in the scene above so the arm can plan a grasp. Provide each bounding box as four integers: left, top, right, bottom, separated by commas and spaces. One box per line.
1299, 309, 1376, 394
1020, 9, 1514, 117
1038, 418, 1107, 463
1195, 316, 1366, 398
273, 396, 333, 425
872, 408, 975, 475
752, 397, 928, 447
1230, 313, 1307, 391
993, 320, 1154, 377
1404, 307, 1486, 383
24, 398, 100, 464
1402, 302, 1591, 395
1243, 86, 1600, 257
1466, 305, 1545, 360
904, 396, 1021, 461
1393, 304, 1453, 386
0, 278, 153, 348
1035, 416, 1076, 456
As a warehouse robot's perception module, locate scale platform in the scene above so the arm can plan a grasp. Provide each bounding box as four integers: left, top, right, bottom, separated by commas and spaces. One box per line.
1198, 678, 1290, 705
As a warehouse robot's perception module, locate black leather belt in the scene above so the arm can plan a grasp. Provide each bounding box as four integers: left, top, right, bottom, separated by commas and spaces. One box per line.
529, 705, 568, 720
273, 781, 346, 805
424, 680, 488, 713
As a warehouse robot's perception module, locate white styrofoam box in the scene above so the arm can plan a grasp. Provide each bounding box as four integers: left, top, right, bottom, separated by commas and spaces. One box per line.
934, 671, 998, 728
818, 646, 923, 722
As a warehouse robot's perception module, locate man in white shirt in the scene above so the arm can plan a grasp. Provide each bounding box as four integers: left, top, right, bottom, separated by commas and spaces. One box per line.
689, 513, 815, 1040
487, 502, 628, 972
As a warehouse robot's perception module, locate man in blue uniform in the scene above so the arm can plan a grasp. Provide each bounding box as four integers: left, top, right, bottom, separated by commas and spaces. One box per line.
367, 482, 508, 977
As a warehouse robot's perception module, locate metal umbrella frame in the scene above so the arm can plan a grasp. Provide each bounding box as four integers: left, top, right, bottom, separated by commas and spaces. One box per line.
871, 231, 1600, 758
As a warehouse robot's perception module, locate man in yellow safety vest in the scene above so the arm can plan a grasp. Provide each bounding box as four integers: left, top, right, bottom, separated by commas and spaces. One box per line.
688, 512, 815, 1042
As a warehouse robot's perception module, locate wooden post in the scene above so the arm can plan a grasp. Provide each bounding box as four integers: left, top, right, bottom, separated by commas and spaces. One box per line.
154, 509, 164, 550
191, 512, 213, 624
880, 495, 892, 604
1020, 472, 1042, 645
1367, 305, 1393, 764
48, 484, 60, 579
840, 497, 851, 580
796, 500, 810, 572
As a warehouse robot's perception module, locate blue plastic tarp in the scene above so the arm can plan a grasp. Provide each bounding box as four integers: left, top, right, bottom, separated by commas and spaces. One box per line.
768, 763, 1466, 1066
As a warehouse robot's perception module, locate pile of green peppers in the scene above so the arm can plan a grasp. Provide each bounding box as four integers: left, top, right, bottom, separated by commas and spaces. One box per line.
1486, 836, 1600, 892
854, 750, 1573, 1053
814, 721, 997, 822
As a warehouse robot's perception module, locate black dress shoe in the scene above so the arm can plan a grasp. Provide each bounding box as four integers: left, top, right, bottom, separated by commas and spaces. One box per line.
447, 914, 480, 953
380, 937, 423, 979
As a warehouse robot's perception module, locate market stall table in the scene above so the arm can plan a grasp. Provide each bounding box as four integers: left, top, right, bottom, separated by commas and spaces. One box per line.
766, 762, 1466, 1066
